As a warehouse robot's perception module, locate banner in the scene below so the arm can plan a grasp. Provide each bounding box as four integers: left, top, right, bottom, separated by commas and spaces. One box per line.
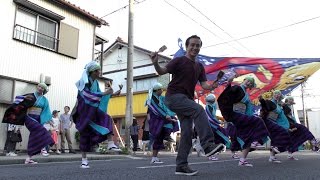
174, 39, 320, 104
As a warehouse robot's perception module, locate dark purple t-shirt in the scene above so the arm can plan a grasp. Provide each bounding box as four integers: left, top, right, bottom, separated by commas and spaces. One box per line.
165, 56, 207, 99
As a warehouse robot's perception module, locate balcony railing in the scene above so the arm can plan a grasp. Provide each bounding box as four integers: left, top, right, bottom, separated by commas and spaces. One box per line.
13, 24, 59, 51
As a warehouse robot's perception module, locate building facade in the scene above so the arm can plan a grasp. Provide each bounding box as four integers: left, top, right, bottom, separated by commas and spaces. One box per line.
101, 39, 171, 144
0, 0, 107, 151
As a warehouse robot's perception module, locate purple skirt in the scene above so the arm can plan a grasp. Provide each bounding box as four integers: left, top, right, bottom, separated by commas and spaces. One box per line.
25, 115, 54, 156
226, 123, 241, 151
288, 123, 315, 153
79, 126, 109, 152
148, 107, 179, 151
153, 127, 172, 150
230, 112, 269, 150
74, 93, 113, 133
210, 123, 231, 147
148, 108, 179, 137
264, 119, 291, 152
73, 92, 113, 152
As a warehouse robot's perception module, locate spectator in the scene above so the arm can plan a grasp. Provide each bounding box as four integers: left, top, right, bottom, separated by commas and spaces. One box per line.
4, 124, 21, 156
51, 110, 61, 154
60, 106, 76, 154
141, 117, 150, 155
129, 117, 139, 154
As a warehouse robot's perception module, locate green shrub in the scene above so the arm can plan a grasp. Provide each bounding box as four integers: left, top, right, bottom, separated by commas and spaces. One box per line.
75, 131, 80, 143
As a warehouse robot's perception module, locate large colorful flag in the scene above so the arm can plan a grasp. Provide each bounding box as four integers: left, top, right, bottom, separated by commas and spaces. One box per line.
174, 39, 320, 104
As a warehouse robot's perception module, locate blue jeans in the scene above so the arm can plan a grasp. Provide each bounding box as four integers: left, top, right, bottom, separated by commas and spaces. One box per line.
165, 93, 215, 167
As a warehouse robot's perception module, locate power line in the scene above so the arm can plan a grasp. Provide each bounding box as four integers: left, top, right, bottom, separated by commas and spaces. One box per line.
162, 0, 246, 56
183, 0, 256, 56
100, 0, 147, 19
203, 15, 320, 49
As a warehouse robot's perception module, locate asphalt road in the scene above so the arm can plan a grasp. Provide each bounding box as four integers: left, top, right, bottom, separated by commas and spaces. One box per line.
0, 151, 319, 180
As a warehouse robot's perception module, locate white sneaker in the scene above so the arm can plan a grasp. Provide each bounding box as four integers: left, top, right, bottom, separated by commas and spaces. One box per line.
41, 150, 49, 157
6, 152, 18, 157
231, 153, 240, 159
25, 159, 38, 164
251, 142, 263, 149
269, 157, 281, 163
238, 160, 253, 167
107, 141, 122, 152
288, 156, 298, 160
208, 155, 219, 161
81, 162, 90, 169
150, 158, 164, 164
56, 150, 61, 154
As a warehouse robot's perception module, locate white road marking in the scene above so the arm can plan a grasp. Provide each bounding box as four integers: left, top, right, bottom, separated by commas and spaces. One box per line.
126, 156, 145, 160
137, 158, 243, 169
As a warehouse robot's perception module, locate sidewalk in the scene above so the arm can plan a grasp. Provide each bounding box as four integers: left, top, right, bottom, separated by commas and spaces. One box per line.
0, 151, 129, 165
3, 149, 308, 165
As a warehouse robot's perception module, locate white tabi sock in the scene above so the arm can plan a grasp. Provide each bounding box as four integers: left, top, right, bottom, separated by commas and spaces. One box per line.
82, 158, 88, 164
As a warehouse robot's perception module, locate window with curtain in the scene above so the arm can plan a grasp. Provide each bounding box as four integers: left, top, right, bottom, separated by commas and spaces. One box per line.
13, 7, 58, 50
37, 16, 57, 49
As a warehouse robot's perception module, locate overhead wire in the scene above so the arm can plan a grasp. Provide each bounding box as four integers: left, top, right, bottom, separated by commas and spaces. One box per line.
162, 0, 246, 56
99, 1, 320, 55
203, 15, 320, 49
100, 0, 147, 19
183, 0, 256, 56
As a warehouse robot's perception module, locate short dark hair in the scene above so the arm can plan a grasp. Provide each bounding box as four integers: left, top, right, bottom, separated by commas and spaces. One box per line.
64, 106, 70, 110
185, 35, 202, 47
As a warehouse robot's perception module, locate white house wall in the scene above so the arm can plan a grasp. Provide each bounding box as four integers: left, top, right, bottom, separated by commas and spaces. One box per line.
103, 46, 170, 92
0, 0, 97, 150
103, 46, 158, 72
307, 111, 320, 139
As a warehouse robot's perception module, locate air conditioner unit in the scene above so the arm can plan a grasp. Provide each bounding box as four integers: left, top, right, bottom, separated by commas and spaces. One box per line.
40, 74, 51, 86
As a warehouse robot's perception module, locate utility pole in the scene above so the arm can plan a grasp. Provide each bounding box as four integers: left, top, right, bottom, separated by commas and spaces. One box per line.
125, 0, 134, 151
301, 82, 308, 128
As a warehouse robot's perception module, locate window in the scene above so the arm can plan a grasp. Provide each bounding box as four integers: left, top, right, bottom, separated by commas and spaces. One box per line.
13, 7, 58, 50
0, 79, 14, 103
0, 76, 37, 104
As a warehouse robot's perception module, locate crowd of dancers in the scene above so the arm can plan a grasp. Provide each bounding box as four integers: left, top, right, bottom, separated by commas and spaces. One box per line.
2, 35, 319, 176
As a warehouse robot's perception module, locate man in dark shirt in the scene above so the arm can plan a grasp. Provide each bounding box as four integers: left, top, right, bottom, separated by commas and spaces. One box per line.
150, 35, 224, 176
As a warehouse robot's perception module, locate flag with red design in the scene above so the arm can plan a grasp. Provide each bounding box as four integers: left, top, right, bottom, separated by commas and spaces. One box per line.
174, 39, 320, 104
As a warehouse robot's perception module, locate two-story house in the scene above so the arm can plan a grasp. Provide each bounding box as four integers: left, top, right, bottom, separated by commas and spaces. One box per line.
0, 0, 108, 151
100, 38, 172, 143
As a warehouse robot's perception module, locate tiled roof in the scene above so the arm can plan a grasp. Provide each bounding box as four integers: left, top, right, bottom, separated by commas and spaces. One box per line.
104, 37, 172, 61
51, 0, 108, 26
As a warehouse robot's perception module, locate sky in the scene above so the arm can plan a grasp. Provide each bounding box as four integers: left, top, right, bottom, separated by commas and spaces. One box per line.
68, 0, 320, 110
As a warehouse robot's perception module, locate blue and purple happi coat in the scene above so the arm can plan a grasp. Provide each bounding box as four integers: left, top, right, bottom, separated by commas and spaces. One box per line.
147, 95, 179, 138
205, 104, 231, 148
